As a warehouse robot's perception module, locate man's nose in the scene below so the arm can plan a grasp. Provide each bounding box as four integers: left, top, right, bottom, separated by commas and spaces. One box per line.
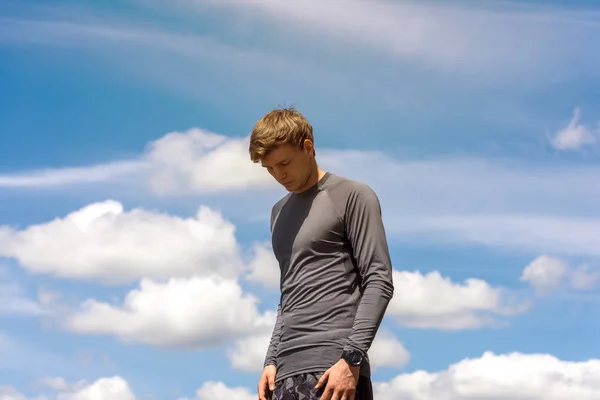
275, 169, 286, 181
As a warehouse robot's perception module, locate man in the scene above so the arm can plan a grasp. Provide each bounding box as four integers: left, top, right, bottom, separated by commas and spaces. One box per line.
249, 107, 394, 400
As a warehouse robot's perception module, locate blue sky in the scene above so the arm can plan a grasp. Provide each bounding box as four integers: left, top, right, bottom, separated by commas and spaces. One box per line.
1, 0, 600, 399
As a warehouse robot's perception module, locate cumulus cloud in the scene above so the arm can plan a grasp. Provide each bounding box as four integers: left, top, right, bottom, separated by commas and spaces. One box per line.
388, 270, 529, 330
48, 376, 135, 400
227, 333, 271, 372
0, 200, 243, 284
182, 381, 255, 400
0, 376, 135, 400
64, 275, 275, 348
521, 255, 600, 295
374, 352, 600, 400
367, 330, 410, 370
244, 242, 280, 289
551, 108, 597, 151
520, 255, 568, 294
145, 128, 272, 195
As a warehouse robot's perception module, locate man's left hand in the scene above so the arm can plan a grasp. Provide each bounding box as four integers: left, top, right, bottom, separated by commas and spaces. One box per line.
315, 359, 360, 400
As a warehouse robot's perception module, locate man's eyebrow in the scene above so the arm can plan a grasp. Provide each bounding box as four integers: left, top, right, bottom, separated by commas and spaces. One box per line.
262, 159, 290, 168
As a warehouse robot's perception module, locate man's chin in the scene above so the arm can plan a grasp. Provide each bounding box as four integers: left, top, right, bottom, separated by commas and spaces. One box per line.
282, 182, 295, 191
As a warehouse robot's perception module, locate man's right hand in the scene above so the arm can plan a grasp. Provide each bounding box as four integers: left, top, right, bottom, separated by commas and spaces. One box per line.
258, 365, 277, 400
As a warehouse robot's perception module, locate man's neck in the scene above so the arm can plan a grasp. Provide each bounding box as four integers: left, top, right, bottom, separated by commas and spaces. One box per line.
293, 165, 326, 194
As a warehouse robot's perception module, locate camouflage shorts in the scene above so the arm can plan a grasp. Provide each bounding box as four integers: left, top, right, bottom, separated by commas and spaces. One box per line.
273, 372, 373, 400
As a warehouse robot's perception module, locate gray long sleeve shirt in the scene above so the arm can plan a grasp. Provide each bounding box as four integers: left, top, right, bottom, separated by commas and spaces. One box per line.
264, 172, 394, 382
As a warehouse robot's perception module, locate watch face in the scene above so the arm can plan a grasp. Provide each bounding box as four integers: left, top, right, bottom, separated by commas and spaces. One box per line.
344, 350, 363, 366
351, 352, 363, 365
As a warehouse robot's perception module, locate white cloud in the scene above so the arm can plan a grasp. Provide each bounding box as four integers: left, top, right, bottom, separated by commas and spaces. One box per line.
0, 279, 43, 316
176, 0, 599, 76
39, 378, 69, 392
0, 17, 251, 65
388, 270, 529, 330
244, 242, 280, 289
520, 255, 568, 294
0, 161, 146, 188
187, 381, 255, 400
569, 264, 600, 291
393, 214, 600, 259
551, 108, 597, 150
0, 376, 135, 400
145, 128, 272, 195
227, 333, 271, 372
64, 275, 275, 348
521, 255, 600, 294
368, 330, 410, 370
0, 129, 275, 195
0, 200, 243, 284
50, 376, 135, 400
374, 352, 600, 400
0, 386, 39, 400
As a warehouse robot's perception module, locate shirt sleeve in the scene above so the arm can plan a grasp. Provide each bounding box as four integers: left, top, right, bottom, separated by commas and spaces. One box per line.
264, 201, 288, 368
342, 182, 394, 356
264, 302, 283, 367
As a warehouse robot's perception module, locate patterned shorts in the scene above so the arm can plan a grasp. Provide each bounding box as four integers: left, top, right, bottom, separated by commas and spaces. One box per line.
273, 372, 373, 400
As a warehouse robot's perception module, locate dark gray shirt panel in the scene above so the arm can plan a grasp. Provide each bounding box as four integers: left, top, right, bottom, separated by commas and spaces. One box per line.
264, 173, 394, 382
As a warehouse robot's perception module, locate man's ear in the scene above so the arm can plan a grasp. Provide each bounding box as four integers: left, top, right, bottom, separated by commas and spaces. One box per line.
303, 139, 314, 155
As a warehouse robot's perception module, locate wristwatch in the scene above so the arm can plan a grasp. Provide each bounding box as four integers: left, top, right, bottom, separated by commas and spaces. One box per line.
341, 349, 364, 367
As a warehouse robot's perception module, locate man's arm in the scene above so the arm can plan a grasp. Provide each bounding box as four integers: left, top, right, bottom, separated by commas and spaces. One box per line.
264, 302, 283, 367
259, 303, 281, 400
265, 202, 284, 367
342, 183, 394, 357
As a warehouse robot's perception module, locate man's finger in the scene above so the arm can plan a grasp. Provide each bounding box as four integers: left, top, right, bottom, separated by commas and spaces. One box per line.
315, 370, 330, 389
330, 388, 341, 400
267, 375, 275, 391
319, 384, 333, 400
258, 384, 266, 400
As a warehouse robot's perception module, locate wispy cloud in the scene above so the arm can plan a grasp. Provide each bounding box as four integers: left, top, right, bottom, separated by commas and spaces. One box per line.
0, 14, 343, 107
550, 108, 598, 151
0, 161, 146, 188
0, 16, 283, 69
155, 0, 600, 77
0, 281, 43, 316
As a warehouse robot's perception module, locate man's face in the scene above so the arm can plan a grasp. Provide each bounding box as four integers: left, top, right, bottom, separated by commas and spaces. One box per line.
261, 142, 312, 192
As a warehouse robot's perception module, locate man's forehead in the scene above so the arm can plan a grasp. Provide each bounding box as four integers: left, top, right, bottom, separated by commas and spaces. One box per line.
261, 146, 295, 166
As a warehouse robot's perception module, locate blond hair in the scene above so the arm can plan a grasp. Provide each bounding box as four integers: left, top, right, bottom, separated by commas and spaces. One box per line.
249, 106, 314, 163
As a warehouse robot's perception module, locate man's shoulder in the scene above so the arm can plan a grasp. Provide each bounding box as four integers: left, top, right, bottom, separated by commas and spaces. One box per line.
325, 173, 378, 201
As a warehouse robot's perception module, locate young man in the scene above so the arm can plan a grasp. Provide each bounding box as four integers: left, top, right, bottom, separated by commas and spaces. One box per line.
249, 107, 394, 400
